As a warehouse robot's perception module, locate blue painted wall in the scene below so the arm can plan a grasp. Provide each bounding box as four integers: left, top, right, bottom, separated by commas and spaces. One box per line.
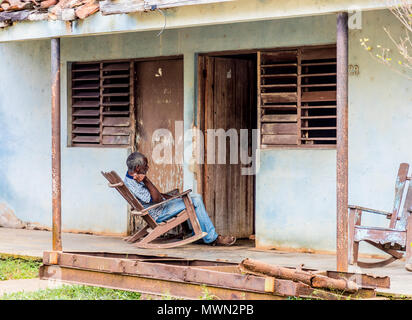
1, 10, 410, 256
0, 39, 129, 234
256, 150, 337, 250
256, 10, 412, 254
0, 40, 52, 228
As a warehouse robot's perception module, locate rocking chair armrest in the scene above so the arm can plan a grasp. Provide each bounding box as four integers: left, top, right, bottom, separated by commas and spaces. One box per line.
131, 210, 148, 217
108, 182, 124, 188
348, 205, 392, 218
138, 189, 192, 214
165, 188, 180, 196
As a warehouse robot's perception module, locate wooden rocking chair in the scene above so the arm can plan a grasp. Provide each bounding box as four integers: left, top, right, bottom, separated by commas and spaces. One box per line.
348, 163, 412, 268
101, 171, 207, 249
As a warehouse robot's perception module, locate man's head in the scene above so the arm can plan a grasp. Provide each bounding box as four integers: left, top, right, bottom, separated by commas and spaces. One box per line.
126, 152, 149, 174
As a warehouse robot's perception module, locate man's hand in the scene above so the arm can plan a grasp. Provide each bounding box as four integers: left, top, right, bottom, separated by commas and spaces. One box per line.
133, 173, 146, 183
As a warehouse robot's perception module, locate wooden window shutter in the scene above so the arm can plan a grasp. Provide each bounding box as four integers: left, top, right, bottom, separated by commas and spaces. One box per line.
258, 45, 337, 148
71, 61, 133, 147
71, 62, 101, 144
300, 47, 337, 145
258, 50, 299, 146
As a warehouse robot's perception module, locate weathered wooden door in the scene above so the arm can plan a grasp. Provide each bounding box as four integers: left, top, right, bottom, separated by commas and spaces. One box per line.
134, 58, 184, 193
203, 56, 255, 238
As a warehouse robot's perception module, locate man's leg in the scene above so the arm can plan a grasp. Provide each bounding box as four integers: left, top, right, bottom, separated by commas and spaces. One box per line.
189, 193, 218, 244
157, 194, 218, 243
156, 198, 186, 223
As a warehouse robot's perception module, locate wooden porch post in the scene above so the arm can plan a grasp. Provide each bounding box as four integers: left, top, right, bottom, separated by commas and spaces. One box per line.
51, 38, 62, 251
336, 12, 349, 272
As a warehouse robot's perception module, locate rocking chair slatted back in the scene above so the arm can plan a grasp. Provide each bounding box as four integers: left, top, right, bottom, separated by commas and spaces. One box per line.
390, 163, 410, 229
398, 184, 412, 231
101, 170, 157, 228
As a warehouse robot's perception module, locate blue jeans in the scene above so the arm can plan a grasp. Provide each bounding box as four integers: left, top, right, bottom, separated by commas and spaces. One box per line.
156, 193, 218, 244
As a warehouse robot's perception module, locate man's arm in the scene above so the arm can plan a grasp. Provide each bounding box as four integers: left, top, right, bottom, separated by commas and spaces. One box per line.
161, 193, 173, 200
141, 176, 164, 203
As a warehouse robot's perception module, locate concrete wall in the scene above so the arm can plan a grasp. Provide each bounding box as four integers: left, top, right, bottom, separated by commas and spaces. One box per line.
256, 10, 412, 254
1, 10, 410, 255
0, 39, 129, 234
0, 13, 337, 235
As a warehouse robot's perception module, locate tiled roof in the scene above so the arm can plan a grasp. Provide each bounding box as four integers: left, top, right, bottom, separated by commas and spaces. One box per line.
0, 0, 100, 27
0, 0, 232, 29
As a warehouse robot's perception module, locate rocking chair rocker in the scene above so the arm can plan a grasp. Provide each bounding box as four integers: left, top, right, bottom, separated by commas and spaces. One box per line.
101, 170, 207, 249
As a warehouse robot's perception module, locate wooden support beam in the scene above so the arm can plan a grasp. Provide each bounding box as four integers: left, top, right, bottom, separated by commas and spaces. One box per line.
100, 0, 233, 15
51, 38, 62, 252
239, 258, 358, 293
336, 12, 349, 272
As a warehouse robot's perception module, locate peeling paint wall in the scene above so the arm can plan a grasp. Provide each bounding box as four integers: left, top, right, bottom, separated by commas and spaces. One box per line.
1, 13, 337, 235
0, 40, 53, 230
256, 150, 337, 250
347, 9, 412, 255
0, 10, 411, 253
256, 10, 412, 255
0, 39, 128, 234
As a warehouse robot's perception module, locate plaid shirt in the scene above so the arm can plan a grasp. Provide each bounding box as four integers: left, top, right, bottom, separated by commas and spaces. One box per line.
124, 172, 164, 221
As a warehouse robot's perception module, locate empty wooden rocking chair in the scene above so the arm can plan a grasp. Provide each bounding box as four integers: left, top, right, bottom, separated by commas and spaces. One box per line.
348, 163, 412, 268
101, 170, 207, 249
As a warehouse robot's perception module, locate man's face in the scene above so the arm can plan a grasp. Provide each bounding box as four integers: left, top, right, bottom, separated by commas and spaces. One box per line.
135, 158, 149, 175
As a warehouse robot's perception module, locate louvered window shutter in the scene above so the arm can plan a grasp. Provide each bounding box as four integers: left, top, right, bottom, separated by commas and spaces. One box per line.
71, 61, 133, 147
258, 45, 337, 148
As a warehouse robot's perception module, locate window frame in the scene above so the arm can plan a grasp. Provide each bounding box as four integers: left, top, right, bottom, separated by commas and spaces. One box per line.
68, 59, 135, 148
68, 55, 184, 148
257, 44, 337, 150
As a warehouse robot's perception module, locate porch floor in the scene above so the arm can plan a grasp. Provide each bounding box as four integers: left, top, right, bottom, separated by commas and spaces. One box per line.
0, 227, 410, 297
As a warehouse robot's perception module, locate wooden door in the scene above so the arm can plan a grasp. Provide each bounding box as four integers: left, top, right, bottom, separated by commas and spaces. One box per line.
203, 56, 255, 238
135, 58, 184, 193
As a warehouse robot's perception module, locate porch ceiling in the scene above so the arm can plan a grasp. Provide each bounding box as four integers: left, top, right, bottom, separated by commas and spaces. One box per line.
0, 0, 398, 43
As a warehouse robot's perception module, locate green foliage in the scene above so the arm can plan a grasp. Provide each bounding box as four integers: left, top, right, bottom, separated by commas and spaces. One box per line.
199, 285, 219, 300
0, 258, 42, 281
0, 285, 142, 300
286, 296, 305, 300
0, 258, 142, 300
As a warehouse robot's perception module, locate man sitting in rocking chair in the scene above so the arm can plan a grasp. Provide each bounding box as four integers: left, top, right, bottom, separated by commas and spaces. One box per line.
124, 151, 237, 246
